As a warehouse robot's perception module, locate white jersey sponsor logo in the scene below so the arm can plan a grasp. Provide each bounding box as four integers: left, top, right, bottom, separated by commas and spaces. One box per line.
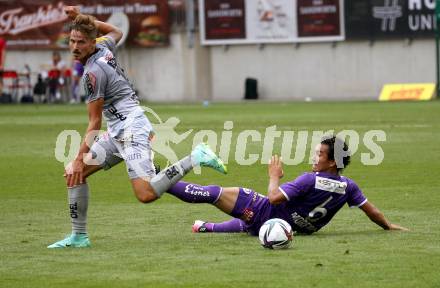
185, 184, 210, 197
315, 176, 347, 194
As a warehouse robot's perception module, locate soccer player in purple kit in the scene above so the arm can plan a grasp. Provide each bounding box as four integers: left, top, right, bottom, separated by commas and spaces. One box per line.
166, 136, 408, 235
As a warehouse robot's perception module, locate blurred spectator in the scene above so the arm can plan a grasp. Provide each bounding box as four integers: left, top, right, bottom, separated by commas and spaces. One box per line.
33, 73, 47, 103
0, 37, 6, 94
71, 59, 84, 103
19, 64, 33, 103
41, 51, 67, 102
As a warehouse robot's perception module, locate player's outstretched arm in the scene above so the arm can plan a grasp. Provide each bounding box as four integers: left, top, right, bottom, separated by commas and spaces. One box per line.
94, 20, 123, 45
360, 201, 409, 231
64, 6, 123, 44
267, 155, 287, 205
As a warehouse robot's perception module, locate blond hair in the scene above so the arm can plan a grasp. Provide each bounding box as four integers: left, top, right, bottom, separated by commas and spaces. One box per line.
70, 14, 98, 40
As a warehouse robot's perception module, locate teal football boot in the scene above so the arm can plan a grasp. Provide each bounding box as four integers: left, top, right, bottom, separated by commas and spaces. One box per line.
191, 143, 227, 174
47, 233, 91, 248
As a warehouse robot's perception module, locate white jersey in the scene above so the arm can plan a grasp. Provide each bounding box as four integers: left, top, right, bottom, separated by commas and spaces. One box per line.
82, 36, 152, 139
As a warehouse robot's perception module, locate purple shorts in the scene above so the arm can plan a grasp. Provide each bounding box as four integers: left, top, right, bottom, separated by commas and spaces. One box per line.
230, 188, 274, 236
230, 188, 316, 235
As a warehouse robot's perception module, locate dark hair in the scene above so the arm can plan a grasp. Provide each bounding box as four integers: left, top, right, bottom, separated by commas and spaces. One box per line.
70, 14, 98, 40
321, 135, 351, 172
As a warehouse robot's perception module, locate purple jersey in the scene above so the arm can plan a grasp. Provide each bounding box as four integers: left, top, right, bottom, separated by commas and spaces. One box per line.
275, 172, 367, 233
234, 172, 367, 235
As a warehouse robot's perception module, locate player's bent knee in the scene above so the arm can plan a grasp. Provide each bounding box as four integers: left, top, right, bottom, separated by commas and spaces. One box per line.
131, 179, 158, 203
63, 163, 102, 188
134, 189, 158, 203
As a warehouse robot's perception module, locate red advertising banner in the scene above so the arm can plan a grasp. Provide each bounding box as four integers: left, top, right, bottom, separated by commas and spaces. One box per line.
297, 0, 341, 37
0, 0, 170, 49
200, 0, 344, 45
203, 0, 246, 40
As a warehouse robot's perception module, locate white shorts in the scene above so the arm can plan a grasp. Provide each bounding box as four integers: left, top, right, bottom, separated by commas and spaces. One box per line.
89, 131, 155, 179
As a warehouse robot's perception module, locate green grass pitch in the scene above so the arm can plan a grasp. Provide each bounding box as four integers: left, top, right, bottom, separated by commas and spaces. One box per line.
1, 101, 439, 288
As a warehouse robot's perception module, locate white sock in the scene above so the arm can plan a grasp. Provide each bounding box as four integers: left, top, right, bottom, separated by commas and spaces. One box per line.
149, 156, 193, 197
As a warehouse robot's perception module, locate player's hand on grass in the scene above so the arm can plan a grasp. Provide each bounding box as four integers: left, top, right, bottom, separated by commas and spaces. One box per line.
64, 6, 80, 21
389, 223, 410, 231
269, 155, 284, 179
66, 159, 85, 187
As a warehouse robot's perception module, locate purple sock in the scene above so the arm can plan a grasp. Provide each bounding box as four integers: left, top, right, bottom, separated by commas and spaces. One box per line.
205, 218, 246, 233
167, 181, 222, 203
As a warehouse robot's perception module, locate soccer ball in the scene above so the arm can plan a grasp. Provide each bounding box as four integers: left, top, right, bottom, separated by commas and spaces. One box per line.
258, 218, 293, 249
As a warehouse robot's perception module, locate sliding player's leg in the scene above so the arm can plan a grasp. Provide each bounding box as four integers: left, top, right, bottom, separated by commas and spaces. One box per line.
203, 187, 268, 235
192, 218, 247, 233
168, 183, 266, 234
131, 143, 227, 203
167, 183, 244, 232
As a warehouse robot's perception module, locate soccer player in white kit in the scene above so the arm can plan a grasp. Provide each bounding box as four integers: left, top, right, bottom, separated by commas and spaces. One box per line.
48, 7, 227, 248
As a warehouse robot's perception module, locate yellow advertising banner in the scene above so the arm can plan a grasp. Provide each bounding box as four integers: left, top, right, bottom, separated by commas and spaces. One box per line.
379, 83, 436, 101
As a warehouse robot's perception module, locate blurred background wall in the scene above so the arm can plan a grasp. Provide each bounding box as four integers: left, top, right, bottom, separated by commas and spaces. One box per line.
1, 0, 437, 102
